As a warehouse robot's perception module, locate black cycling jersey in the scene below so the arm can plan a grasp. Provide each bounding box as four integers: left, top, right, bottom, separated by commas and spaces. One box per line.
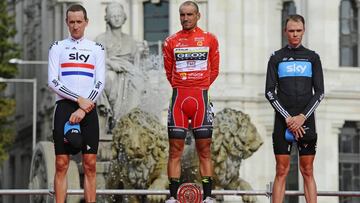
265, 45, 324, 119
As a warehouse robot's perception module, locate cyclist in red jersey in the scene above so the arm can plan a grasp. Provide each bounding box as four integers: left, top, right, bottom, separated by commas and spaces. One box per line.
163, 1, 219, 202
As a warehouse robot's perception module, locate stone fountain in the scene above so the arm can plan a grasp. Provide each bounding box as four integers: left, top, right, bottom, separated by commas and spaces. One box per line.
28, 2, 263, 203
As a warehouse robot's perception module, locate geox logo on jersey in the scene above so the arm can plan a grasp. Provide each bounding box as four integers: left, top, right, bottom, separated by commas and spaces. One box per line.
175, 52, 208, 60
174, 47, 209, 61
69, 52, 90, 62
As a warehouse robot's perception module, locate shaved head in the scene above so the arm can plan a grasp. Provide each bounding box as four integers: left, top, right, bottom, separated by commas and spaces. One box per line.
179, 1, 199, 13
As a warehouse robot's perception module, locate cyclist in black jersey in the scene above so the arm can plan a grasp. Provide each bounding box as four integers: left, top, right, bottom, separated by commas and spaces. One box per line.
265, 14, 324, 203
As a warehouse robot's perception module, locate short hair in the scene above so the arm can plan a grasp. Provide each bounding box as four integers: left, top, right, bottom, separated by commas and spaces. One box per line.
66, 4, 88, 21
179, 1, 199, 13
285, 14, 305, 29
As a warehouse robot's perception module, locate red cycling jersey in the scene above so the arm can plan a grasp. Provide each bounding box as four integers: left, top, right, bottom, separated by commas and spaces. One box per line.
163, 27, 220, 89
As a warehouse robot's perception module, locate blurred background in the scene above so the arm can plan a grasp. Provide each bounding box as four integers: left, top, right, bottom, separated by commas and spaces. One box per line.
0, 0, 359, 203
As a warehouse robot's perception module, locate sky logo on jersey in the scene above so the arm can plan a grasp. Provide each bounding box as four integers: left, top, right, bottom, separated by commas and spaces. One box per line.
69, 52, 90, 62
278, 61, 312, 78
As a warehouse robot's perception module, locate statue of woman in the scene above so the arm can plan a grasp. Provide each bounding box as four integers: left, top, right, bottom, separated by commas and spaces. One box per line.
95, 2, 148, 132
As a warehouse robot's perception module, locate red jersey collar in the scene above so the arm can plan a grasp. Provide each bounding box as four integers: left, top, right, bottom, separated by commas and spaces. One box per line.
181, 26, 202, 34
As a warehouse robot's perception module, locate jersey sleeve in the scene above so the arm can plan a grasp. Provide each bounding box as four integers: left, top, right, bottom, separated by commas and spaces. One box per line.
265, 54, 291, 119
209, 34, 220, 85
162, 38, 174, 86
47, 42, 80, 101
86, 43, 105, 102
301, 53, 325, 118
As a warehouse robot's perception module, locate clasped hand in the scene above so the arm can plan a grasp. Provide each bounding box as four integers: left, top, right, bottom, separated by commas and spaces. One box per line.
77, 97, 95, 113
69, 108, 86, 124
68, 97, 94, 124
285, 114, 306, 140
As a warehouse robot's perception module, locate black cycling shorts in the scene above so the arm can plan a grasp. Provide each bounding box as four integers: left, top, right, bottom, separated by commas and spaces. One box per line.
53, 100, 99, 155
273, 113, 317, 156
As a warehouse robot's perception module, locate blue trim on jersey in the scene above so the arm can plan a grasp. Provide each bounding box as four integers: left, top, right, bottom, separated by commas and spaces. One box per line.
62, 71, 94, 77
278, 61, 312, 78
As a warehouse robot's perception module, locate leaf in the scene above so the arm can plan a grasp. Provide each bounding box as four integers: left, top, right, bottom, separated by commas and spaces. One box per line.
0, 0, 20, 164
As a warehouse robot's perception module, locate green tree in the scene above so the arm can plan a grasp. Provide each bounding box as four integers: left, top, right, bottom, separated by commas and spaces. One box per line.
0, 0, 20, 163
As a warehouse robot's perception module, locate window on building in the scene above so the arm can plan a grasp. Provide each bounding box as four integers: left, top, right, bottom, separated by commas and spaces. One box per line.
339, 121, 360, 203
143, 0, 169, 54
282, 1, 297, 47
340, 0, 358, 67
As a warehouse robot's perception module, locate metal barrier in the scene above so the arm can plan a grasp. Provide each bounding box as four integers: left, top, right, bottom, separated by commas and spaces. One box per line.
1, 187, 360, 202
0, 189, 265, 195
1, 189, 359, 196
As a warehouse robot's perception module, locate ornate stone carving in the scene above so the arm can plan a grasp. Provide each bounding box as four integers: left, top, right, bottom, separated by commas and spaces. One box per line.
108, 108, 263, 203
181, 108, 263, 203
95, 2, 149, 132
106, 108, 168, 203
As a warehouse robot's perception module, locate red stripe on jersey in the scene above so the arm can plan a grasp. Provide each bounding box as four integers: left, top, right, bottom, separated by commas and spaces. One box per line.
61, 63, 95, 69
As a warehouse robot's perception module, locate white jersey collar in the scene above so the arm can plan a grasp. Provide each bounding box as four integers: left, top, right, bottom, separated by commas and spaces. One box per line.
69, 36, 85, 44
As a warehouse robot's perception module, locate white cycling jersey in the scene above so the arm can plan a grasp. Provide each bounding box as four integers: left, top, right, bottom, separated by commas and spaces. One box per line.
48, 37, 105, 102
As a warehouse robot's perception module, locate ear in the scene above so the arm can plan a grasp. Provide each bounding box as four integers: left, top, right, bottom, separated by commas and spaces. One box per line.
197, 12, 201, 20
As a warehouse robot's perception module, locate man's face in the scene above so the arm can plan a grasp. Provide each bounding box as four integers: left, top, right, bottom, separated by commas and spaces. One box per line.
179, 4, 200, 30
285, 20, 305, 48
66, 11, 88, 39
107, 7, 126, 29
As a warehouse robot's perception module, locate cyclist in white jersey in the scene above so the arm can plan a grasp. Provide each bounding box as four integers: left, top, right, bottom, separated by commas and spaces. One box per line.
47, 4, 105, 203
48, 38, 105, 103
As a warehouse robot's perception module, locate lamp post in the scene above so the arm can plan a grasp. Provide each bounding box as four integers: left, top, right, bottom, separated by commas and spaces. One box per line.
0, 78, 37, 151
8, 58, 48, 65
6, 58, 47, 152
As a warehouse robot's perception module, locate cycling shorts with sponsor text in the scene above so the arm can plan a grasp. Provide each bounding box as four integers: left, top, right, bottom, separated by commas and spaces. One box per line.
167, 88, 214, 139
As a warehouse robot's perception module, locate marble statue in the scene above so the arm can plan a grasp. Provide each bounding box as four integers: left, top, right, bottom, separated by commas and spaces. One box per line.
108, 108, 263, 203
181, 108, 263, 203
107, 108, 169, 203
95, 2, 148, 132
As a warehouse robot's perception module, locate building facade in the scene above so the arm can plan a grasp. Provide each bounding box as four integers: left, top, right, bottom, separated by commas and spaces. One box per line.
1, 0, 360, 203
